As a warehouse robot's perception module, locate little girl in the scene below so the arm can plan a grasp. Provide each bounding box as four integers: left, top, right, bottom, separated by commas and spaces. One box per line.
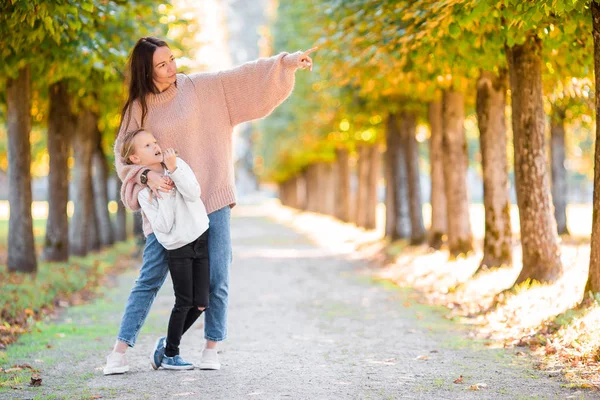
117, 128, 209, 371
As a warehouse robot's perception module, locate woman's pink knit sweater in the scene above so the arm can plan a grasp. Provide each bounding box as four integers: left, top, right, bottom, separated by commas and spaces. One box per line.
114, 51, 303, 236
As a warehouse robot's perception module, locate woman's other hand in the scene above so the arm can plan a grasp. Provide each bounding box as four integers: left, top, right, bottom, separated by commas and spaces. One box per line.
147, 171, 174, 199
299, 47, 318, 71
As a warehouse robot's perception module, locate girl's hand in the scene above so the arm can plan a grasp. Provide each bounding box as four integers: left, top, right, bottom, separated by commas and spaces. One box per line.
147, 171, 174, 199
163, 148, 178, 173
299, 47, 318, 71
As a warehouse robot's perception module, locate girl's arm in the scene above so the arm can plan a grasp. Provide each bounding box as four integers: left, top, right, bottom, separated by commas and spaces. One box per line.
169, 158, 201, 202
138, 190, 177, 234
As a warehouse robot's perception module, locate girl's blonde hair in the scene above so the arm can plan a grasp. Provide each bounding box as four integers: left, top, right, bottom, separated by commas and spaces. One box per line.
120, 128, 147, 165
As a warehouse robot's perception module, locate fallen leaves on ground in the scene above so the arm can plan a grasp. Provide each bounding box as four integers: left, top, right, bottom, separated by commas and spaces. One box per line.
374, 233, 600, 391
0, 243, 139, 348
468, 383, 487, 390
29, 374, 42, 387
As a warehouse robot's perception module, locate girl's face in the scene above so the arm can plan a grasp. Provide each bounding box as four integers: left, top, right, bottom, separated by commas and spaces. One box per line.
128, 131, 164, 165
152, 46, 177, 89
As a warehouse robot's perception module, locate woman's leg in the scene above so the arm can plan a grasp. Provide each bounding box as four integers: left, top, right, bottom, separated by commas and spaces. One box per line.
116, 233, 169, 349
204, 207, 232, 346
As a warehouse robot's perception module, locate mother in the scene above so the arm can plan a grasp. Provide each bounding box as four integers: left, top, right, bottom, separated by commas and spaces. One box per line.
103, 36, 315, 375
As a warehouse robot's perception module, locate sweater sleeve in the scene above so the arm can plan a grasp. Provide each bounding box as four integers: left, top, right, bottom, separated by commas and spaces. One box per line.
169, 158, 201, 202
138, 189, 177, 234
217, 51, 303, 127
114, 104, 144, 211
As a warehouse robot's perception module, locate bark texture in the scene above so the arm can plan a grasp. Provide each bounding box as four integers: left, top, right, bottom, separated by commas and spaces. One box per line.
323, 163, 336, 216
476, 70, 513, 271
506, 36, 563, 284
428, 101, 447, 249
586, 2, 600, 294
442, 90, 474, 256
69, 110, 97, 256
550, 106, 569, 236
114, 178, 128, 242
400, 112, 425, 244
42, 81, 74, 261
92, 142, 115, 247
385, 114, 411, 239
365, 145, 380, 230
334, 148, 351, 222
305, 164, 320, 213
355, 145, 369, 227
7, 66, 37, 272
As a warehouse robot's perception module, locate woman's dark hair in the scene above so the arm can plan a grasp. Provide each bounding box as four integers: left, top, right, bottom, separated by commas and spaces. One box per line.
119, 37, 169, 134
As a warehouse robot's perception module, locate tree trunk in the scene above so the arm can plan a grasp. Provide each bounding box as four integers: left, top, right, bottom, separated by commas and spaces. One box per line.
88, 199, 101, 252
586, 2, 600, 294
278, 182, 286, 206
442, 90, 474, 256
385, 115, 398, 239
7, 66, 37, 273
114, 178, 128, 242
133, 211, 144, 237
289, 178, 295, 207
476, 70, 513, 271
355, 145, 369, 227
550, 105, 569, 236
42, 81, 74, 262
305, 164, 319, 212
69, 110, 97, 256
133, 211, 145, 256
92, 143, 115, 247
315, 163, 328, 214
365, 145, 380, 230
385, 114, 411, 239
297, 170, 307, 210
284, 176, 298, 208
322, 163, 336, 216
400, 111, 425, 244
506, 35, 563, 284
428, 101, 447, 249
334, 148, 351, 222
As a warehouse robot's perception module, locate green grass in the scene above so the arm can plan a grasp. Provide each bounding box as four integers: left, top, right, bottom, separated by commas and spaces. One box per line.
0, 240, 136, 323
0, 249, 167, 397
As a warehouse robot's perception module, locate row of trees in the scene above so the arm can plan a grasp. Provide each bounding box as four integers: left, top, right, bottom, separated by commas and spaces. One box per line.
261, 1, 600, 293
1, 1, 194, 272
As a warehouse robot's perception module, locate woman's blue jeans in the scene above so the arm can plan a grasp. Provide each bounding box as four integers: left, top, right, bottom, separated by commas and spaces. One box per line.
117, 206, 231, 346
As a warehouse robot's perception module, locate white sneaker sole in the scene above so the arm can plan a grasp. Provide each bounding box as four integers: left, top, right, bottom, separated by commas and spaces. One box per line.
103, 365, 130, 375
198, 362, 221, 370
162, 364, 195, 370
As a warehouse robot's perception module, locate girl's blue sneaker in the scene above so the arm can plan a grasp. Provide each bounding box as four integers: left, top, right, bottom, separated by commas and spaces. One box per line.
151, 336, 166, 370
161, 354, 194, 370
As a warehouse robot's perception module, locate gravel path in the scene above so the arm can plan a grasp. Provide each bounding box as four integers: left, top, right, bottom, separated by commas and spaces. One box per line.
5, 201, 597, 399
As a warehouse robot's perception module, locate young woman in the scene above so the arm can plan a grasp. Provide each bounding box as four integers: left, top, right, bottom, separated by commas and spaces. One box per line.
103, 36, 316, 375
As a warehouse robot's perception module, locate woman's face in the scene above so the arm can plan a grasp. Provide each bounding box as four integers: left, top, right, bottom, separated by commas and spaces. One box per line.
152, 46, 177, 89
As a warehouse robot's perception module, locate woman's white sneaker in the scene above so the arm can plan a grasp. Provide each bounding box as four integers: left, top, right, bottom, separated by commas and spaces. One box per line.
198, 348, 220, 370
103, 351, 130, 375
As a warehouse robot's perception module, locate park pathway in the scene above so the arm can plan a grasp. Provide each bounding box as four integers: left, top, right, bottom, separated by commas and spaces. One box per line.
5, 199, 596, 399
